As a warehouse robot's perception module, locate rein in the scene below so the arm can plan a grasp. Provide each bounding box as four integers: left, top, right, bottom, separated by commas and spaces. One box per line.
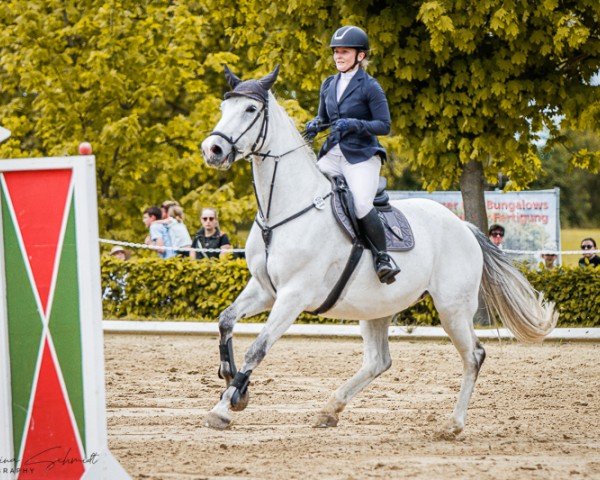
210, 94, 312, 164
212, 93, 332, 292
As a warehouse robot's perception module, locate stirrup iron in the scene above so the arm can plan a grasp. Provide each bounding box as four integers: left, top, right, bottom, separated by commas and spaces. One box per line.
374, 252, 400, 284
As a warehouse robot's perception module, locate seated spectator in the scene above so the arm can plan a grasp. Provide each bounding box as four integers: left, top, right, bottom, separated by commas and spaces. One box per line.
143, 206, 175, 259
191, 207, 232, 259
579, 237, 599, 267
488, 224, 505, 248
110, 245, 131, 261
167, 205, 192, 257
539, 241, 558, 270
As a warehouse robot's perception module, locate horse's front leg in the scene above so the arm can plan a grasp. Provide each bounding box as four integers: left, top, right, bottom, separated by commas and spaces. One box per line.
315, 317, 392, 427
205, 291, 306, 430
217, 277, 274, 387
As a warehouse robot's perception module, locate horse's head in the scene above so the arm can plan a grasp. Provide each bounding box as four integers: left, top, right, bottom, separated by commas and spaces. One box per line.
202, 65, 280, 170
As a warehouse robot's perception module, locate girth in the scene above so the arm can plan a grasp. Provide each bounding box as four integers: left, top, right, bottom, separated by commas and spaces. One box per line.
309, 241, 364, 315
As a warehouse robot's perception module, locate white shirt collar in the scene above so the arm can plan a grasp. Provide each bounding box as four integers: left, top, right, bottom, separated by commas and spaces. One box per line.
340, 66, 359, 81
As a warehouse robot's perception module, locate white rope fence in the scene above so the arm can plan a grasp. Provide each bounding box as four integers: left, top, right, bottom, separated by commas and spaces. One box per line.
504, 248, 598, 256
99, 238, 245, 254
99, 238, 597, 257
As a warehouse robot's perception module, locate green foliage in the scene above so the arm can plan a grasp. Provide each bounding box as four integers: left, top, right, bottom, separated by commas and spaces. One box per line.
102, 256, 253, 320
228, 0, 600, 191
102, 256, 600, 327
102, 256, 325, 322
401, 266, 600, 327
1, 1, 599, 243
524, 266, 600, 327
0, 0, 253, 243
393, 293, 440, 326
531, 131, 600, 228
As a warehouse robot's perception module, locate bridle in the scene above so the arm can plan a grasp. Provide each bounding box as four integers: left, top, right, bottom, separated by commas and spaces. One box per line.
209, 95, 270, 165
208, 92, 332, 293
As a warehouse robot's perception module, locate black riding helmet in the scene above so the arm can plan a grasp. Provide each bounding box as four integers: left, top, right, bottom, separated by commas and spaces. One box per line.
329, 26, 369, 52
329, 26, 369, 73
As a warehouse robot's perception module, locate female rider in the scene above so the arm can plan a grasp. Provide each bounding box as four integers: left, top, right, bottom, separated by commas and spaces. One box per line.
306, 25, 400, 284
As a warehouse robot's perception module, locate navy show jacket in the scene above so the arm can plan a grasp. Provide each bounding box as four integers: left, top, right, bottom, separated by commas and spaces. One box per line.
316, 67, 391, 164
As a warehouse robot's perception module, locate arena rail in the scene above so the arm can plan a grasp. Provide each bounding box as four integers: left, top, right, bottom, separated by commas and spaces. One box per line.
102, 320, 600, 342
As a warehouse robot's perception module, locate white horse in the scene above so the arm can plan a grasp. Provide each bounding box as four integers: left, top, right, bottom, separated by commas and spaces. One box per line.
200, 66, 557, 436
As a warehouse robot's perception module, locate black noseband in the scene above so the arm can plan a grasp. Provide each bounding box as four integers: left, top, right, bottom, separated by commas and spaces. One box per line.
209, 96, 269, 163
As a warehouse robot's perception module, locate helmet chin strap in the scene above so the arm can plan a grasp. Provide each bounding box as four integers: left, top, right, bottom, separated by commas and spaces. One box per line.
340, 51, 363, 73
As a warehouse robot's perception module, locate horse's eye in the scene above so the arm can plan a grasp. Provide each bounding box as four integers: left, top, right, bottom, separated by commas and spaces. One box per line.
246, 105, 257, 113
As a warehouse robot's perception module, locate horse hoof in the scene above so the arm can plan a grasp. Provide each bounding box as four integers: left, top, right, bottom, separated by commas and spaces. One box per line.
313, 413, 338, 428
436, 419, 463, 440
230, 390, 249, 412
204, 411, 232, 430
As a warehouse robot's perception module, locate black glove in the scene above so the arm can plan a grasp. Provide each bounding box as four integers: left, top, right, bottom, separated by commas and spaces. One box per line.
304, 118, 321, 140
332, 118, 362, 135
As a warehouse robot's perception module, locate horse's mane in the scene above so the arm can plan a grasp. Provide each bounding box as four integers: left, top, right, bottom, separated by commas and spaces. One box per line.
268, 91, 319, 163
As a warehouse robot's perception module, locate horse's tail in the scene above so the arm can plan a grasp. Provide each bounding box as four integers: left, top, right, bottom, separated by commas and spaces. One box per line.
467, 223, 558, 343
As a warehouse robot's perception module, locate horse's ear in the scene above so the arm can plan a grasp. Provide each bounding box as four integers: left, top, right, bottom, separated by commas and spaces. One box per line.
258, 65, 280, 91
223, 65, 242, 89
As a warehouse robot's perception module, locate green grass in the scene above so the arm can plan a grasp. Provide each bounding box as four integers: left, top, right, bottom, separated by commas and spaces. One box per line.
561, 228, 600, 267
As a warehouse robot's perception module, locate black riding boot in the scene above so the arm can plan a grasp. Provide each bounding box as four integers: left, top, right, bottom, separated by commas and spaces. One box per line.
358, 208, 400, 284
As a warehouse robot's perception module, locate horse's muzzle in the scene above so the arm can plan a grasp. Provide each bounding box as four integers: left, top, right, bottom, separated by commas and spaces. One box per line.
201, 136, 235, 170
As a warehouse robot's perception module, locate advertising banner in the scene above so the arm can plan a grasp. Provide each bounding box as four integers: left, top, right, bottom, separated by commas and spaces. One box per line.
388, 189, 561, 263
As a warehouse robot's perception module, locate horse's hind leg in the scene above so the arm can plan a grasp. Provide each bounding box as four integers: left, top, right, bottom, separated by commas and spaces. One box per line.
315, 316, 392, 428
217, 278, 274, 387
435, 302, 486, 438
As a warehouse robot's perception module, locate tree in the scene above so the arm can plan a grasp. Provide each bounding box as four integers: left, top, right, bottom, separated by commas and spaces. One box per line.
1, 0, 599, 242
531, 129, 600, 227
0, 0, 256, 243
226, 0, 600, 231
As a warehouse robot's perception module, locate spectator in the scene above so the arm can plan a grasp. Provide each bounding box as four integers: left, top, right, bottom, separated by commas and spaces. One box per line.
488, 224, 505, 248
191, 207, 232, 259
157, 200, 188, 255
167, 205, 192, 257
143, 206, 175, 259
161, 200, 179, 220
579, 237, 599, 267
539, 241, 558, 270
110, 245, 131, 261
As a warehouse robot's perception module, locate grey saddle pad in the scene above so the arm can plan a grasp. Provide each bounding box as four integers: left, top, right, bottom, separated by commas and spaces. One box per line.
331, 188, 415, 252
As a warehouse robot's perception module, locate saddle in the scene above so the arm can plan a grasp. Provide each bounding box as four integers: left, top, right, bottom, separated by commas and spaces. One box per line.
309, 176, 414, 315
330, 176, 415, 251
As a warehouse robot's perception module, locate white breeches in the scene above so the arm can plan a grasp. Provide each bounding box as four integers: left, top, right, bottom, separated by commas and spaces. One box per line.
318, 152, 381, 219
